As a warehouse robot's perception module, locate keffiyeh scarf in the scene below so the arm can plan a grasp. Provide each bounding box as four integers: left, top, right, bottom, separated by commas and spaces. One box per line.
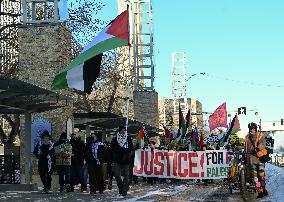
92, 142, 104, 165
117, 132, 128, 148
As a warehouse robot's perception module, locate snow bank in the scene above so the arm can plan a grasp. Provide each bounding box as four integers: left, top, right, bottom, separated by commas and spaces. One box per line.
262, 164, 284, 202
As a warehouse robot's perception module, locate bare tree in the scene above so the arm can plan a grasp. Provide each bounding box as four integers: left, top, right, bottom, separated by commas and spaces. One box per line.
0, 0, 21, 78
0, 115, 20, 154
67, 0, 106, 47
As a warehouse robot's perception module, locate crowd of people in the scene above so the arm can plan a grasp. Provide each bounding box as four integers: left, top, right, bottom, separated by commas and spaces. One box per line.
33, 125, 134, 196
33, 123, 270, 199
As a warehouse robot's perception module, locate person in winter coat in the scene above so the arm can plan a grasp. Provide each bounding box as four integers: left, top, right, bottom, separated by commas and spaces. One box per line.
146, 138, 158, 185
70, 133, 86, 192
111, 125, 134, 196
104, 141, 113, 190
86, 132, 105, 194
54, 132, 72, 192
245, 122, 268, 198
33, 130, 55, 193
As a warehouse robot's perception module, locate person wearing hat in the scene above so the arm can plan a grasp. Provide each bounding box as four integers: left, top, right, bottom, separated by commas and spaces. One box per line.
111, 125, 134, 196
245, 122, 268, 198
86, 131, 105, 194
33, 130, 55, 193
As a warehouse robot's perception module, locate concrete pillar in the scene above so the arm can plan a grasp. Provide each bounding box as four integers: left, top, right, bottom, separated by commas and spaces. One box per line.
24, 112, 32, 184
86, 125, 91, 136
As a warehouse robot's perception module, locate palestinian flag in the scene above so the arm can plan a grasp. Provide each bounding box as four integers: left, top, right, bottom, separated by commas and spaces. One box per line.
137, 127, 145, 148
231, 115, 240, 134
52, 9, 129, 94
138, 127, 145, 139
220, 114, 240, 147
177, 104, 186, 141
190, 129, 197, 150
164, 126, 173, 139
185, 109, 191, 132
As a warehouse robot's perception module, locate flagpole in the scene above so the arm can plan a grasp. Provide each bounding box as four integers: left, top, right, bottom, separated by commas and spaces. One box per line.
125, 48, 131, 134
125, 4, 131, 135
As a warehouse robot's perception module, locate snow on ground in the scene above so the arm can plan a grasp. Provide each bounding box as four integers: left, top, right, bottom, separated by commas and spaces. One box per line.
1, 165, 284, 201
262, 163, 284, 202
119, 184, 190, 202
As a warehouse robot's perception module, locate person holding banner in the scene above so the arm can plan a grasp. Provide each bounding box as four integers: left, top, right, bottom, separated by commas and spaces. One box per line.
111, 126, 134, 196
245, 122, 268, 198
147, 138, 159, 185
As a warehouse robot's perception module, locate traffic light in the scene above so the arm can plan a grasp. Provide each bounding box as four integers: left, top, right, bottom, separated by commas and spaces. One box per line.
281, 119, 284, 125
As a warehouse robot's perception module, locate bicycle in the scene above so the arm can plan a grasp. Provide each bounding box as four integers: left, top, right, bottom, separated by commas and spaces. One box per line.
228, 149, 257, 201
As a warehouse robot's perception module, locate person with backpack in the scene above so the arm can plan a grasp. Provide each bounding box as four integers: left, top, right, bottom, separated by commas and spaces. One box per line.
245, 122, 269, 198
33, 130, 55, 194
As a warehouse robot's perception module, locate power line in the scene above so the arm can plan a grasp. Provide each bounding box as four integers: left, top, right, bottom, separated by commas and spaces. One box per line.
204, 73, 284, 88
186, 72, 206, 81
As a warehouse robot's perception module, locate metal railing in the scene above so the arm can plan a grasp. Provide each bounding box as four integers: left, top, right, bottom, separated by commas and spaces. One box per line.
0, 155, 20, 184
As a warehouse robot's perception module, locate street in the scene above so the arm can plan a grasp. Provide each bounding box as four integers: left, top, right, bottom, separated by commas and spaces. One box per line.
0, 180, 250, 202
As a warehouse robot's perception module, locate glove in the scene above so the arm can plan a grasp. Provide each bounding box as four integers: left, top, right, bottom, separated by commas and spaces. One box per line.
250, 149, 256, 155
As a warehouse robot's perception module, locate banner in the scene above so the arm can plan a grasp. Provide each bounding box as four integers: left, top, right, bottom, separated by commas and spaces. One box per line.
133, 149, 229, 179
209, 102, 227, 131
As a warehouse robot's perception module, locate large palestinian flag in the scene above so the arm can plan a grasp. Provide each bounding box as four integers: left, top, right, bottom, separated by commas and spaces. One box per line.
52, 10, 129, 94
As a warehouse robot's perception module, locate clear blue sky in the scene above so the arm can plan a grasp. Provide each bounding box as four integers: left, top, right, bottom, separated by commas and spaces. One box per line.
100, 0, 284, 145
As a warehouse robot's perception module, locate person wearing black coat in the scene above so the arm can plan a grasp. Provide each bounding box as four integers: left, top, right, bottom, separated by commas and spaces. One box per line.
33, 130, 55, 193
70, 133, 86, 192
104, 141, 113, 190
111, 126, 134, 196
86, 132, 105, 194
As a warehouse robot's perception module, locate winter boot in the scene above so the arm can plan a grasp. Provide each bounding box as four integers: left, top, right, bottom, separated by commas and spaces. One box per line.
107, 181, 112, 190
59, 186, 64, 193
263, 189, 268, 196
81, 184, 87, 192
67, 185, 74, 192
43, 187, 49, 194
257, 192, 264, 198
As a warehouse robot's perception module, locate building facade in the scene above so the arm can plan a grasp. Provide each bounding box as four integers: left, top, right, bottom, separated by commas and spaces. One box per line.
158, 97, 203, 133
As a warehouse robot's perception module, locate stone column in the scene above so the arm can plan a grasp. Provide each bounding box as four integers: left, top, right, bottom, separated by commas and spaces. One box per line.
133, 91, 158, 128
24, 113, 32, 184
18, 23, 73, 184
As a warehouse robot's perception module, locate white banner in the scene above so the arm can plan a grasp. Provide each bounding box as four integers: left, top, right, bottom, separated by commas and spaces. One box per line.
133, 149, 229, 179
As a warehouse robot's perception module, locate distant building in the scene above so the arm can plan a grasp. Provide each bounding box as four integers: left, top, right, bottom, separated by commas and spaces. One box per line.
158, 98, 203, 133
